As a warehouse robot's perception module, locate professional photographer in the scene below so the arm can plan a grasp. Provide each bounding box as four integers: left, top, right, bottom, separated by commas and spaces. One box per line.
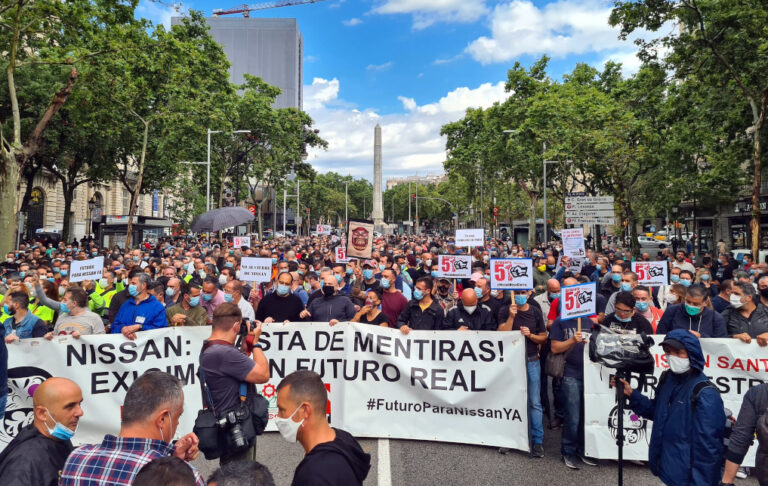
199, 303, 270, 464
613, 330, 725, 486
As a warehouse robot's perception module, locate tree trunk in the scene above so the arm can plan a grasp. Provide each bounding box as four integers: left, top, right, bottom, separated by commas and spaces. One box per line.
62, 186, 75, 242
0, 152, 21, 252
256, 200, 264, 240
125, 121, 150, 249
595, 224, 603, 253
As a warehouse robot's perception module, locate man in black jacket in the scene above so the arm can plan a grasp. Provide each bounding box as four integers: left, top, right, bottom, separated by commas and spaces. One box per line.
396, 277, 444, 334
443, 288, 495, 331
276, 370, 370, 486
0, 377, 83, 486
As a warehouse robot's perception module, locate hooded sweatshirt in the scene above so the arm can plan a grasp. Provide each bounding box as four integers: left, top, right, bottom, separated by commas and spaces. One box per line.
628, 329, 725, 486
291, 428, 371, 486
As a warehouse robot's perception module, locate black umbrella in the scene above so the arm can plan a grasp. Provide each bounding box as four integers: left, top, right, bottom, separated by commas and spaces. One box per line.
190, 207, 255, 233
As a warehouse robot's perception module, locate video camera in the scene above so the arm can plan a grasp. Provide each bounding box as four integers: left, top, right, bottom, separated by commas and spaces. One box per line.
588, 325, 655, 374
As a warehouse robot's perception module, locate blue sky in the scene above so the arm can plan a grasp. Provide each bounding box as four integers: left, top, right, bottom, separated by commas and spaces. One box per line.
137, 0, 661, 183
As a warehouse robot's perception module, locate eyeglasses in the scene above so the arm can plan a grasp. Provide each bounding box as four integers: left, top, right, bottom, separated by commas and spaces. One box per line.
615, 307, 634, 315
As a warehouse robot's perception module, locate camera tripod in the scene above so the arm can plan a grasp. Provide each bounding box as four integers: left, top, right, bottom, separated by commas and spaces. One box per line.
614, 369, 629, 486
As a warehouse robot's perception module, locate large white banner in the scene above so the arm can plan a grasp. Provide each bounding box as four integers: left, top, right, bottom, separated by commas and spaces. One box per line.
3, 324, 529, 452
584, 338, 763, 466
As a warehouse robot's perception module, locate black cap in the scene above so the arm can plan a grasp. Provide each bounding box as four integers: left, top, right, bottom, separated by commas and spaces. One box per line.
660, 337, 685, 351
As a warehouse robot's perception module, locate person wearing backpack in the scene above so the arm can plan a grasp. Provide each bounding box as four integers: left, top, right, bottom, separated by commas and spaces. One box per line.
720, 382, 768, 486
613, 330, 726, 485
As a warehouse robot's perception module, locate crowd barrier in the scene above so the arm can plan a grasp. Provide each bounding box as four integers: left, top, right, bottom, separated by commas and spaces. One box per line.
3, 326, 763, 466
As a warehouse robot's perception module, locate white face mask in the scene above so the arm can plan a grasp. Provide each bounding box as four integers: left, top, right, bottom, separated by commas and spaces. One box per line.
464, 305, 476, 314
664, 293, 678, 304
730, 294, 745, 309
667, 355, 691, 374
274, 404, 304, 443
218, 275, 228, 286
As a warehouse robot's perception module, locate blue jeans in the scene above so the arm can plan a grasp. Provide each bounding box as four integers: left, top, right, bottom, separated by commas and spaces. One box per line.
526, 360, 544, 445
559, 376, 584, 457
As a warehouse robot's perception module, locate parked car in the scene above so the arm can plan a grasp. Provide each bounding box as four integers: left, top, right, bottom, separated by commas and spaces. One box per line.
731, 249, 768, 265
637, 235, 670, 250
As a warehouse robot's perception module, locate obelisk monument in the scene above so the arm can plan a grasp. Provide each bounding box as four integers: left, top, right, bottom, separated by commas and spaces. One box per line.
372, 124, 384, 232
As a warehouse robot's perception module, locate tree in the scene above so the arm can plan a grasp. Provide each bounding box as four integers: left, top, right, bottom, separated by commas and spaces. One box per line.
611, 0, 768, 257
101, 12, 232, 247
0, 0, 138, 254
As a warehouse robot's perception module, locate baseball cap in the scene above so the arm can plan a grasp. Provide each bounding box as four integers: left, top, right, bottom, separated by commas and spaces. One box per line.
362, 259, 376, 268
660, 336, 686, 351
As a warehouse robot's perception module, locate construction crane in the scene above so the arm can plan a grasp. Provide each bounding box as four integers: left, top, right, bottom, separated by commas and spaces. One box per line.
213, 0, 328, 17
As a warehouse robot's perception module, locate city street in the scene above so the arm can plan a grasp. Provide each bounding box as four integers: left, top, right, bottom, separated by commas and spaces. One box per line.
194, 430, 759, 485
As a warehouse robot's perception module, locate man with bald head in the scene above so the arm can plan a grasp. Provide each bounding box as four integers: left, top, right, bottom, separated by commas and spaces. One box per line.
443, 288, 495, 331
534, 279, 561, 322
0, 377, 83, 485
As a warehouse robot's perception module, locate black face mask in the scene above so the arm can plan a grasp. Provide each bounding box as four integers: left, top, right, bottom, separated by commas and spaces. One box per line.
322, 285, 335, 297
760, 288, 768, 299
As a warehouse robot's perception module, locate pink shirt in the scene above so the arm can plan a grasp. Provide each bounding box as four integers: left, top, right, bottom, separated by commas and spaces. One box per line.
201, 288, 225, 319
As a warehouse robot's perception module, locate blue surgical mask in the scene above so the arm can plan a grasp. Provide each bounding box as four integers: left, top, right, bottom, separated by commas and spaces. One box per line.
701, 274, 710, 281
379, 264, 386, 271
381, 278, 391, 289
128, 284, 139, 297
474, 287, 483, 299
132, 256, 140, 262
19, 271, 25, 278
431, 270, 439, 278
596, 264, 602, 271
45, 408, 76, 441
224, 293, 234, 303
670, 275, 680, 283
346, 267, 353, 275
615, 314, 632, 323
202, 293, 213, 302
611, 274, 622, 283
225, 262, 233, 268
514, 295, 527, 306
199, 270, 207, 279
277, 284, 290, 296
413, 289, 424, 300
363, 269, 374, 280
272, 258, 278, 265
60, 302, 69, 314
189, 296, 200, 307
47, 277, 54, 282
620, 282, 632, 292
60, 270, 67, 276
635, 301, 649, 312
165, 287, 175, 297
680, 279, 692, 288
335, 274, 343, 284
549, 292, 561, 300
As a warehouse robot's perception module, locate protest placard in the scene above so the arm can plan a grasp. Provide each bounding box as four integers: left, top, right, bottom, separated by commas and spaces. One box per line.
561, 228, 586, 258
240, 257, 273, 282
490, 259, 534, 290
69, 257, 104, 283
233, 236, 251, 248
437, 255, 472, 279
631, 261, 668, 287
560, 282, 597, 320
455, 229, 484, 247
335, 246, 350, 263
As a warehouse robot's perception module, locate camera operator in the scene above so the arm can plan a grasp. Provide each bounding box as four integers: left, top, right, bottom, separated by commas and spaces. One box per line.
613, 330, 725, 486
200, 303, 270, 464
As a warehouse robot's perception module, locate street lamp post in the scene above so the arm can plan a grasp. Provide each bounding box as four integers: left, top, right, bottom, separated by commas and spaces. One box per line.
344, 180, 349, 228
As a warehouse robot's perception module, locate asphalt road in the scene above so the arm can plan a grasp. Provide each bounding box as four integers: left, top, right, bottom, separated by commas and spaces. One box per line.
193, 430, 759, 486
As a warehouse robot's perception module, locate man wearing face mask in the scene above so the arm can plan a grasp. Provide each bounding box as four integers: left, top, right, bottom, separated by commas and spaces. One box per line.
443, 288, 495, 331
600, 264, 624, 300
165, 283, 207, 327
256, 272, 304, 323
380, 268, 408, 327
533, 257, 550, 296
534, 279, 560, 321
475, 277, 504, 323
657, 285, 727, 337
396, 277, 444, 334
613, 330, 725, 486
722, 282, 768, 345
60, 371, 204, 485
2, 292, 48, 343
604, 270, 639, 315
223, 280, 255, 321
603, 292, 654, 334
300, 274, 356, 325
0, 377, 83, 486
657, 267, 683, 311
275, 370, 370, 486
499, 289, 547, 457
44, 287, 105, 339
111, 273, 168, 340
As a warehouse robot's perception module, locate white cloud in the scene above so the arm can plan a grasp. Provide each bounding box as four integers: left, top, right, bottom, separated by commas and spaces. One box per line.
342, 17, 363, 26
466, 0, 634, 64
303, 78, 509, 182
601, 50, 643, 76
137, 0, 184, 28
366, 61, 393, 72
371, 0, 488, 29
